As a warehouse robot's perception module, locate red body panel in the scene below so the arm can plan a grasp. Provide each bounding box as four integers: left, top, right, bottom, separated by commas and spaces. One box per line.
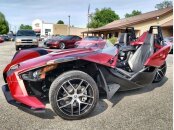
3, 49, 45, 74
131, 32, 148, 46
76, 40, 105, 49
7, 72, 45, 108
144, 45, 170, 67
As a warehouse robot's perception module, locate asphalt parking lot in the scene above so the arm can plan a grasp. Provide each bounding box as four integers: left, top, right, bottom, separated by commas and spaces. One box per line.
0, 41, 173, 130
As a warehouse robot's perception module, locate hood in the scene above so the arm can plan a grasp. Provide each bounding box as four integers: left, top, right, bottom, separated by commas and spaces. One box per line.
15, 36, 37, 39
5, 48, 96, 73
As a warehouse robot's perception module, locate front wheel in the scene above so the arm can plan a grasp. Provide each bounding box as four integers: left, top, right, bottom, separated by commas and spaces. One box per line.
153, 62, 167, 83
49, 70, 99, 120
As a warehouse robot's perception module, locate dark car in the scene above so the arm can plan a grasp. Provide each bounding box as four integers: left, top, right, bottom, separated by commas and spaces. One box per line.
2, 35, 10, 41
75, 36, 105, 49
45, 35, 82, 49
8, 34, 16, 41
2, 26, 171, 120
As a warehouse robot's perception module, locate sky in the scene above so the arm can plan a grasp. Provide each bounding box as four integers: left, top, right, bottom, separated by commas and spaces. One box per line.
0, 0, 165, 31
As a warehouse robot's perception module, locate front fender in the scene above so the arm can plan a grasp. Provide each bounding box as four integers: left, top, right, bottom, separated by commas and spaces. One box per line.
3, 48, 49, 82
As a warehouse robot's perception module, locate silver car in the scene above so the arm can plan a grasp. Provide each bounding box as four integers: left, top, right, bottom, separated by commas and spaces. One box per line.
15, 30, 39, 51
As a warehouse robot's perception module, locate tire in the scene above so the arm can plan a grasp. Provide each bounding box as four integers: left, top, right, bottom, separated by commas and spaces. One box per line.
16, 46, 19, 51
59, 42, 65, 49
153, 61, 167, 83
49, 70, 99, 120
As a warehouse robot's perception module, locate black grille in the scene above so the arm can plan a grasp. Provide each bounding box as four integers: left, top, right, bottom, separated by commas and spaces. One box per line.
21, 39, 32, 42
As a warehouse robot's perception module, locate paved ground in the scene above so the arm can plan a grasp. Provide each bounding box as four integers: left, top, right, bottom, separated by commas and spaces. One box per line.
0, 42, 173, 130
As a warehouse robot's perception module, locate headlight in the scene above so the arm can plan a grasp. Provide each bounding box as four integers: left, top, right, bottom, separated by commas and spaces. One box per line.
21, 64, 58, 81
33, 39, 38, 42
16, 39, 21, 42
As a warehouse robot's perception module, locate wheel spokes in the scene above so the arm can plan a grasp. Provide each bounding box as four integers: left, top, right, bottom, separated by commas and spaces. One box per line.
71, 101, 74, 115
82, 84, 89, 93
80, 101, 92, 106
76, 80, 84, 90
83, 95, 94, 99
157, 71, 162, 79
68, 81, 76, 91
57, 78, 94, 116
57, 96, 70, 102
61, 85, 70, 95
59, 102, 72, 109
160, 65, 166, 71
78, 102, 81, 115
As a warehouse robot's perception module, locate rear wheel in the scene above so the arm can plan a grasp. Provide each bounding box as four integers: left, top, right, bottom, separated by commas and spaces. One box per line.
153, 62, 167, 83
59, 42, 65, 49
49, 70, 99, 120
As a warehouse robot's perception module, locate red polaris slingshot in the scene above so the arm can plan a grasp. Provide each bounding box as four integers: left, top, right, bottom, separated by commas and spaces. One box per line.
2, 26, 170, 120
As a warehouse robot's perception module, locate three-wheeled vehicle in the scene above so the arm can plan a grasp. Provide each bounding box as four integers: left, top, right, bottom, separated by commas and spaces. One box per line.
2, 26, 170, 120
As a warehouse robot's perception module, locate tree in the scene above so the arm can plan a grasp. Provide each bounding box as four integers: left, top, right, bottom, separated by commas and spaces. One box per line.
88, 8, 120, 28
0, 12, 9, 34
155, 0, 173, 10
57, 20, 64, 24
19, 24, 32, 30
125, 10, 142, 18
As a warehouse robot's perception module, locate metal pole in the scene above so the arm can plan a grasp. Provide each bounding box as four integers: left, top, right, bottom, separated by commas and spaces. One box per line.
87, 4, 90, 36
68, 15, 70, 35
87, 14, 89, 36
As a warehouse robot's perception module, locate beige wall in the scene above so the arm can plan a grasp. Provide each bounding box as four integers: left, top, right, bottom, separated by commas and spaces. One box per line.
53, 24, 88, 37
53, 24, 68, 35
132, 12, 173, 37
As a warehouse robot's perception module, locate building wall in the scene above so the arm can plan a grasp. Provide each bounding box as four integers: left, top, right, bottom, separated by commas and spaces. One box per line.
32, 19, 43, 33
32, 19, 88, 37
70, 27, 88, 37
132, 12, 173, 37
53, 24, 88, 37
53, 24, 68, 35
42, 23, 53, 35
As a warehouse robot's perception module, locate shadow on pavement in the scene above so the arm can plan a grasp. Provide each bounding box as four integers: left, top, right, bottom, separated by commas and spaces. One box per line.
110, 77, 168, 107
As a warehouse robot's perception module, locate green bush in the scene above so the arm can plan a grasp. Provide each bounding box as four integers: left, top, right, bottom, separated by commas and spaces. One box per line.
108, 36, 118, 44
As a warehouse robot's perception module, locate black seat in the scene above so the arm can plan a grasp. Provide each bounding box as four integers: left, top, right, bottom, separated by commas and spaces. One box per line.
114, 33, 154, 78
118, 33, 128, 46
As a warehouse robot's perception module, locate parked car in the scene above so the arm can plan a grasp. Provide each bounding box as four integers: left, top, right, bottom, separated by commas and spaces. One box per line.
8, 34, 16, 41
45, 35, 82, 49
2, 35, 10, 41
164, 37, 173, 53
75, 36, 105, 49
15, 30, 39, 51
0, 36, 4, 43
44, 35, 64, 46
2, 26, 171, 120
